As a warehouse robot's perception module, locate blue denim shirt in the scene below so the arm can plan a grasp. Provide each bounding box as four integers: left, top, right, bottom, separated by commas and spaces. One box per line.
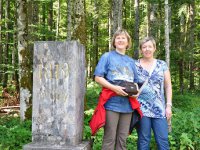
94, 50, 138, 113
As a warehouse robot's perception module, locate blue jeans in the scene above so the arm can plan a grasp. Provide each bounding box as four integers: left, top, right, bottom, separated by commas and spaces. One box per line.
137, 116, 169, 150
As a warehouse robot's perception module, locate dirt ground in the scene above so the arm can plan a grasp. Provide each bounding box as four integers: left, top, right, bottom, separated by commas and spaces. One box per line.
0, 90, 20, 116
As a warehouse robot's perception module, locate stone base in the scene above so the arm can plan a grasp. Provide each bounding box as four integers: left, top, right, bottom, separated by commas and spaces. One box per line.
23, 141, 91, 150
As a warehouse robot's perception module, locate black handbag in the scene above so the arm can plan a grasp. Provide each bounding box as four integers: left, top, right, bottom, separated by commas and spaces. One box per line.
118, 81, 139, 96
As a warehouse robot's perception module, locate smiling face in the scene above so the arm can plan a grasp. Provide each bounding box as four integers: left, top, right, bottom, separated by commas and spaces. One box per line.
111, 29, 132, 51
140, 37, 156, 59
114, 34, 129, 51
140, 40, 156, 59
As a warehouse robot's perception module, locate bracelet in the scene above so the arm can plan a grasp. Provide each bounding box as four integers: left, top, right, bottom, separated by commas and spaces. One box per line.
166, 103, 172, 107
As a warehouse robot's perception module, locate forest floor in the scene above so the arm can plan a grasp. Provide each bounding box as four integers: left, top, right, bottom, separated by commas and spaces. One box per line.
0, 89, 20, 117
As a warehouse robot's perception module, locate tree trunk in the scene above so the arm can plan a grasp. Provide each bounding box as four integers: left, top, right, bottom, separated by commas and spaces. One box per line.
164, 0, 170, 66
109, 0, 112, 49
147, 2, 150, 36
48, 0, 53, 40
17, 0, 32, 120
133, 0, 140, 59
93, 0, 99, 65
123, 0, 127, 28
179, 59, 184, 94
42, 3, 46, 41
28, 1, 39, 42
189, 1, 195, 90
12, 0, 19, 91
72, 0, 87, 45
3, 0, 11, 88
111, 0, 123, 35
67, 0, 72, 40
32, 1, 39, 40
151, 4, 157, 38
179, 13, 186, 94
0, 0, 2, 82
87, 0, 93, 78
56, 0, 61, 40
92, 0, 99, 77
157, 1, 163, 52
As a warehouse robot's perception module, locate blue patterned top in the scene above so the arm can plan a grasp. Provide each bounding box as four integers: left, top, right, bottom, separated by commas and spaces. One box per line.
135, 59, 168, 118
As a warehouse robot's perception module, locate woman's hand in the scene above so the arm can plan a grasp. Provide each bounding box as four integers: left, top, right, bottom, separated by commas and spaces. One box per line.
112, 85, 128, 96
95, 76, 127, 96
165, 105, 172, 120
130, 92, 140, 98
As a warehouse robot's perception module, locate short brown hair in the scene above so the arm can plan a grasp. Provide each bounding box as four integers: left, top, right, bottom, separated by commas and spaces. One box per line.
111, 29, 132, 49
139, 37, 156, 50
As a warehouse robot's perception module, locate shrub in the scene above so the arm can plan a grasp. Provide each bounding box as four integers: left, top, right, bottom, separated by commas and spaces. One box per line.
85, 79, 101, 109
84, 81, 200, 149
0, 116, 31, 150
169, 108, 200, 149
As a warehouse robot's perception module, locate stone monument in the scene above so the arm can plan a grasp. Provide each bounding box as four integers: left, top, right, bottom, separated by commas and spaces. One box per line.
23, 41, 91, 150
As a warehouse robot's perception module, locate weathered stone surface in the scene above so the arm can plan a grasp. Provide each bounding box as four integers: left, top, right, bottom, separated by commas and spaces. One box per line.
23, 141, 91, 150
23, 41, 90, 150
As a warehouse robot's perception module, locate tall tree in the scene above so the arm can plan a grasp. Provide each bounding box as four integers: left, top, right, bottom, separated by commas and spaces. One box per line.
179, 12, 186, 94
108, 0, 112, 49
72, 0, 87, 45
111, 0, 123, 35
165, 0, 170, 66
188, 1, 195, 90
56, 0, 61, 40
133, 0, 140, 59
67, 0, 72, 40
12, 0, 19, 90
147, 2, 158, 38
32, 1, 39, 41
48, 0, 53, 40
0, 0, 2, 82
42, 2, 46, 41
3, 0, 11, 88
108, 0, 123, 49
91, 0, 99, 77
17, 0, 32, 120
147, 1, 150, 36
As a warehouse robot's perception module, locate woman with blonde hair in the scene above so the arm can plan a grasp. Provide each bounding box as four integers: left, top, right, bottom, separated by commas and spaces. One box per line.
135, 37, 172, 150
90, 29, 142, 150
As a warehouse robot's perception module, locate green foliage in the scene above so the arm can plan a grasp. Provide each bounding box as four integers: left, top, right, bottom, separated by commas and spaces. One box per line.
173, 91, 200, 111
25, 105, 32, 120
169, 107, 200, 149
85, 79, 101, 109
83, 82, 200, 149
126, 133, 138, 149
83, 109, 93, 140
0, 87, 2, 98
1, 82, 199, 150
83, 109, 104, 150
0, 116, 31, 150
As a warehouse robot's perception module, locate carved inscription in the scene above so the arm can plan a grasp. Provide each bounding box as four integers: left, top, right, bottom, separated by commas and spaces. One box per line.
36, 62, 69, 101
38, 62, 69, 80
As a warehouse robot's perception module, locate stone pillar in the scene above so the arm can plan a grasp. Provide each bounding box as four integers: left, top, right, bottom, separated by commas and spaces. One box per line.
23, 41, 91, 150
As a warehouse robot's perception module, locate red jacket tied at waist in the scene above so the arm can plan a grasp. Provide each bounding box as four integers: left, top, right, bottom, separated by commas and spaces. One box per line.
89, 88, 143, 136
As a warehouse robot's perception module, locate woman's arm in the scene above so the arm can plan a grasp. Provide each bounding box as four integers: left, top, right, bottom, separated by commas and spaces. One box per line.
164, 70, 172, 120
95, 76, 128, 96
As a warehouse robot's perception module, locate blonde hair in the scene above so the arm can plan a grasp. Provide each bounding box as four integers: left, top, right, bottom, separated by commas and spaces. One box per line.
139, 37, 156, 50
111, 29, 132, 49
